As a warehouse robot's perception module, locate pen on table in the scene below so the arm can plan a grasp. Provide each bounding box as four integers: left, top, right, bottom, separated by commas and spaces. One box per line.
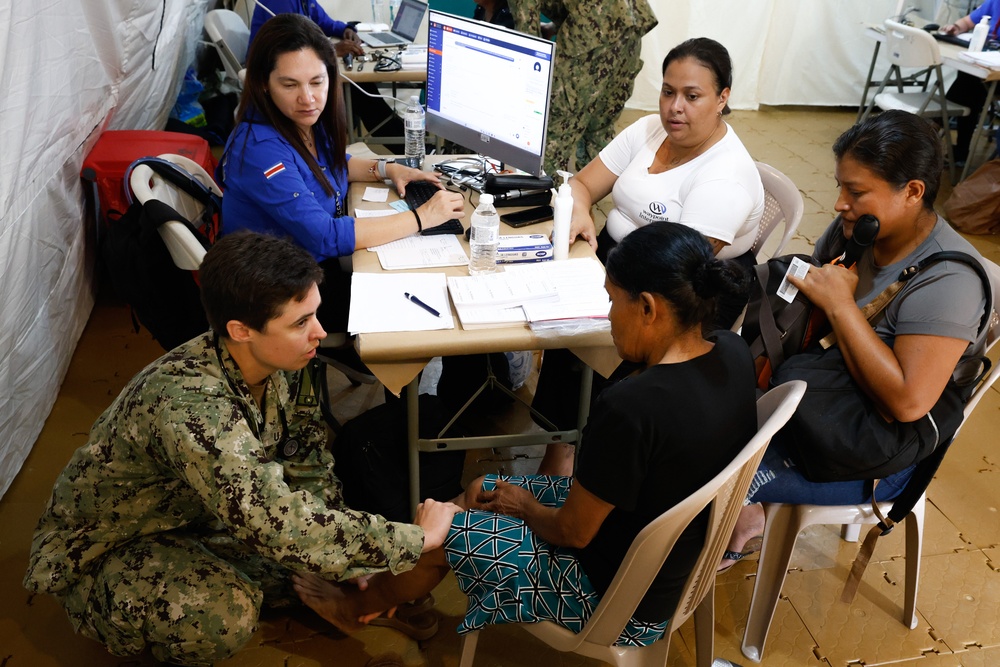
404, 292, 441, 317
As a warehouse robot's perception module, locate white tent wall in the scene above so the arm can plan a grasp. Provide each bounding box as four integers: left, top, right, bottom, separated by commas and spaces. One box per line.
318, 0, 941, 110
0, 0, 209, 500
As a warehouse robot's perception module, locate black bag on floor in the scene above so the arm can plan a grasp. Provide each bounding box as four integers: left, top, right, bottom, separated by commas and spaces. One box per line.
333, 395, 466, 523
101, 198, 211, 350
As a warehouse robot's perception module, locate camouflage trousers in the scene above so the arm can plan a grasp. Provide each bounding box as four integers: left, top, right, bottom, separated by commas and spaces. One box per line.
58, 531, 295, 666
544, 37, 645, 176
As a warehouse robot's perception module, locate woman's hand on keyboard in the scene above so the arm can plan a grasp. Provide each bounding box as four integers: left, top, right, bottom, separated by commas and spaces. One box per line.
419, 190, 466, 229
387, 162, 444, 197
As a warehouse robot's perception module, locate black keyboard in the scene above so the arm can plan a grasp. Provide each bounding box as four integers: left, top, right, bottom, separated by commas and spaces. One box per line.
932, 32, 970, 47
404, 182, 464, 236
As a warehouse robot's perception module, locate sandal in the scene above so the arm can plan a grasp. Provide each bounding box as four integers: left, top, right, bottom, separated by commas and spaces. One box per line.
368, 595, 439, 640
717, 535, 763, 574
365, 652, 406, 667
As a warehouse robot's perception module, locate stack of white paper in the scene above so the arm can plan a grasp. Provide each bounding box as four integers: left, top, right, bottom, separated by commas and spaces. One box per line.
370, 235, 469, 270
445, 258, 609, 329
959, 50, 1000, 68
508, 258, 610, 322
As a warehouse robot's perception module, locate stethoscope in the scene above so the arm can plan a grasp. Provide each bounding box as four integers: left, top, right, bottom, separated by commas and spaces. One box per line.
214, 335, 301, 458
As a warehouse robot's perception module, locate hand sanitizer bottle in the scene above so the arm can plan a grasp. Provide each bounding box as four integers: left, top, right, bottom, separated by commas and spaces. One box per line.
969, 16, 991, 53
551, 170, 573, 261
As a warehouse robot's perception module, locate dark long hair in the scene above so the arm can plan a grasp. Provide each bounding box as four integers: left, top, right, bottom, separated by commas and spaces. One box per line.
234, 13, 347, 195
833, 110, 942, 209
605, 222, 747, 331
662, 37, 733, 115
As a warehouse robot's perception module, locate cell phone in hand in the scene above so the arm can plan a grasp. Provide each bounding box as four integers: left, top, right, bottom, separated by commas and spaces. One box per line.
500, 205, 554, 228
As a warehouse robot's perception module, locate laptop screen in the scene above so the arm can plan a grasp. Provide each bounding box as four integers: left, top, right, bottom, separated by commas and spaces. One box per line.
392, 0, 427, 41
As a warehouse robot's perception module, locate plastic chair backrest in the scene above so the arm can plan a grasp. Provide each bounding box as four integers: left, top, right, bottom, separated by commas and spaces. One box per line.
233, 0, 256, 27
205, 9, 250, 82
533, 381, 806, 650
964, 259, 1000, 418
752, 162, 804, 258
129, 154, 222, 271
884, 19, 942, 68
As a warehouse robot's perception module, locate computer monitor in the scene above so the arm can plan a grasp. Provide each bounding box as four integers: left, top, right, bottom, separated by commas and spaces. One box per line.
425, 10, 555, 177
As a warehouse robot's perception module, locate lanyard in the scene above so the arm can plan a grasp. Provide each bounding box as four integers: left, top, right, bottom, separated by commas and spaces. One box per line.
213, 336, 300, 456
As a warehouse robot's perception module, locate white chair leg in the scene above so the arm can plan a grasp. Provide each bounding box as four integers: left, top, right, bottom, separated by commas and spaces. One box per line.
842, 523, 862, 542
459, 630, 480, 667
903, 497, 926, 629
741, 503, 802, 663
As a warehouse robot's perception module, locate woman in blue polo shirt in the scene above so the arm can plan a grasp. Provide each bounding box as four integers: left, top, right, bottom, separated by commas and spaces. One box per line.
218, 14, 464, 331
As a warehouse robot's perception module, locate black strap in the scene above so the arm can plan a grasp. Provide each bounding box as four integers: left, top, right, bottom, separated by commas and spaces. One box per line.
125, 157, 223, 224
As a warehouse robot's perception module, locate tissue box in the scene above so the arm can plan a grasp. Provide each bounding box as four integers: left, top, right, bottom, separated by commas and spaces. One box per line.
496, 234, 553, 264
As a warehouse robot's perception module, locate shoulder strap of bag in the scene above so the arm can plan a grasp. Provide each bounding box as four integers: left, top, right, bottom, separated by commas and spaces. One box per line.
841, 250, 994, 604
124, 157, 223, 222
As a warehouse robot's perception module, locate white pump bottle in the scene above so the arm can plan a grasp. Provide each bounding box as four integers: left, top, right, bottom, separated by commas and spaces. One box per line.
969, 16, 991, 52
551, 170, 573, 261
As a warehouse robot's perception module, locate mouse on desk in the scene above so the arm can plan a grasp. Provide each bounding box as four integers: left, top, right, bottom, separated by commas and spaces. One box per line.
923, 23, 940, 32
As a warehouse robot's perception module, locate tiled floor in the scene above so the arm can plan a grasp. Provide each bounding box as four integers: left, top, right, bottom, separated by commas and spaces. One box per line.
3, 107, 1000, 667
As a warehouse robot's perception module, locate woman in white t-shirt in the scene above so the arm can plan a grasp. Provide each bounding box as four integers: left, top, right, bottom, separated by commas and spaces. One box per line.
532, 39, 764, 475
571, 38, 764, 273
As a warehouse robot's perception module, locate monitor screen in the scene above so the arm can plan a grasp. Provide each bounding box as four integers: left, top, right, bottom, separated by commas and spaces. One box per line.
425, 11, 555, 177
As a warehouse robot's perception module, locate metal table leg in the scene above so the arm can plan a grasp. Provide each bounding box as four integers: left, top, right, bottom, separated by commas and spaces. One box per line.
960, 79, 998, 181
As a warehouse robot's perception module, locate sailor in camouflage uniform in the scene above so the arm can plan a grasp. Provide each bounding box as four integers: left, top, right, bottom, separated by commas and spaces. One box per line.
511, 0, 658, 175
23, 232, 458, 666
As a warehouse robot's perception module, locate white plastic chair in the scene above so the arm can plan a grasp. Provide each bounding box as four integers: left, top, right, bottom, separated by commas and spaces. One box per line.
861, 20, 971, 182
458, 381, 807, 667
741, 259, 1000, 663
205, 9, 250, 85
128, 154, 222, 271
233, 0, 257, 27
752, 162, 804, 260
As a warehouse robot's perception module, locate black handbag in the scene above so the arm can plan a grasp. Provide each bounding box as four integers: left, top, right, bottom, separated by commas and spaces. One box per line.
768, 251, 994, 483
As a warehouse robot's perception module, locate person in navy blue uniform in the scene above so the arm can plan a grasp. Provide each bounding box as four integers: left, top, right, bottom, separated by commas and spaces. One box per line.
218, 14, 464, 332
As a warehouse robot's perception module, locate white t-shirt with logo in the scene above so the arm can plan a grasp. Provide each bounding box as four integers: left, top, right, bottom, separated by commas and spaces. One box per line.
599, 114, 764, 260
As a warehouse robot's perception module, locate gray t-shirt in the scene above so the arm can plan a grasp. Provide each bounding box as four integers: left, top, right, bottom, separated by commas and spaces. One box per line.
815, 215, 991, 380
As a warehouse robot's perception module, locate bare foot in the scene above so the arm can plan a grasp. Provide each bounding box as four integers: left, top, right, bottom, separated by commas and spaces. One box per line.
292, 572, 368, 633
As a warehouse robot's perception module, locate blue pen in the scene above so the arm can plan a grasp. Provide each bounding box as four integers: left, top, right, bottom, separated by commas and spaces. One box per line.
404, 292, 441, 317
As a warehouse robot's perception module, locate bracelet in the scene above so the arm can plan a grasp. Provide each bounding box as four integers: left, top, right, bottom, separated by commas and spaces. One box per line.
413, 208, 423, 231
369, 159, 389, 181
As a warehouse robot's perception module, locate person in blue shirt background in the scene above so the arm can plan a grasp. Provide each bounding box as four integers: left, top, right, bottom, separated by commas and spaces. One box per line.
218, 14, 464, 335
941, 0, 1000, 165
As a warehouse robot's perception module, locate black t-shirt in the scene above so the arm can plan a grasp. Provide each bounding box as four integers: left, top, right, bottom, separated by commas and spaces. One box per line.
575, 330, 757, 622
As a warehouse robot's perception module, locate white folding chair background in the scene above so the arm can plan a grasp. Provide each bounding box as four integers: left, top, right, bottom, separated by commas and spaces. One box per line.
752, 162, 804, 260
861, 20, 970, 182
741, 259, 1000, 663
129, 154, 222, 271
205, 9, 250, 85
458, 381, 807, 667
233, 0, 257, 27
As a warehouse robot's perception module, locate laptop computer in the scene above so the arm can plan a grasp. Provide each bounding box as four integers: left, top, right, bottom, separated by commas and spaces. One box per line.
358, 0, 427, 49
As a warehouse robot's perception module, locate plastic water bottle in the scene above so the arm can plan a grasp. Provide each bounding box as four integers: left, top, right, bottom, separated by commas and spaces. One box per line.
551, 170, 573, 261
371, 0, 389, 25
403, 95, 425, 169
969, 16, 991, 52
469, 194, 500, 275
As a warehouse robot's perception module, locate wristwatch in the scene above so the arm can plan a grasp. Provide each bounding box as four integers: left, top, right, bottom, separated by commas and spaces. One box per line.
377, 158, 389, 181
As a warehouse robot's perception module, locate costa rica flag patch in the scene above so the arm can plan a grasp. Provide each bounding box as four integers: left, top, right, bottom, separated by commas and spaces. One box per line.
264, 162, 286, 179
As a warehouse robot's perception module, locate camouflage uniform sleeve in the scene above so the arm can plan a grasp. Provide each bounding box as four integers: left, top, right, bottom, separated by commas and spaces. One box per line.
510, 0, 543, 35
156, 397, 424, 580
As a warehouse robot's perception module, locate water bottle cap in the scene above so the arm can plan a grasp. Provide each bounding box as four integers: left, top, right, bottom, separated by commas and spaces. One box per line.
480, 193, 494, 205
